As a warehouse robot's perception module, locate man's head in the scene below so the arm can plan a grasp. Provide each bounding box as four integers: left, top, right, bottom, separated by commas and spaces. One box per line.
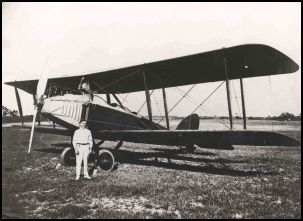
79, 120, 87, 129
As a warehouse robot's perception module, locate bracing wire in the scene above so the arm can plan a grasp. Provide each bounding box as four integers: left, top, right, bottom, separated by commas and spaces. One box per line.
122, 94, 129, 104
152, 91, 162, 117
167, 84, 230, 129
268, 76, 274, 131
91, 69, 228, 130
137, 90, 155, 113
91, 76, 153, 129
95, 69, 141, 93
231, 80, 242, 117
175, 87, 230, 129
92, 78, 131, 105
121, 73, 142, 105
152, 74, 229, 128
188, 81, 230, 129
190, 81, 225, 114
92, 70, 155, 130
158, 84, 196, 123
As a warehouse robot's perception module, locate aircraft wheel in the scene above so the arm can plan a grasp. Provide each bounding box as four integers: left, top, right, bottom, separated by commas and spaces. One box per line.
61, 147, 76, 166
98, 149, 115, 171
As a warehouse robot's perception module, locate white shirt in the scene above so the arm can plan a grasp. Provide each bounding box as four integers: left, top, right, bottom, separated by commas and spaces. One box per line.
73, 128, 93, 148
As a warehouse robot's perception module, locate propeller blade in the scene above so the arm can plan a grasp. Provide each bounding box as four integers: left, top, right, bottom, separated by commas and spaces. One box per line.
36, 55, 50, 102
14, 86, 24, 126
36, 75, 48, 103
28, 109, 38, 154
28, 56, 50, 154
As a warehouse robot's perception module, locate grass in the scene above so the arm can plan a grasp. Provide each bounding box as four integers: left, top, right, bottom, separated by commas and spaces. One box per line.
2, 125, 301, 219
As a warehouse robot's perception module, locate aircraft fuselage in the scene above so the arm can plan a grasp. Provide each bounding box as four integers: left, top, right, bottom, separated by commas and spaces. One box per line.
41, 94, 164, 132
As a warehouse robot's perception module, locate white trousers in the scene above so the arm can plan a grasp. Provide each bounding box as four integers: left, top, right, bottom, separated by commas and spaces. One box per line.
76, 144, 90, 177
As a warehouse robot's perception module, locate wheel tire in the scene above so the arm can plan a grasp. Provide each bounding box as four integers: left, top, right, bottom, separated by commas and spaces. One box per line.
98, 149, 115, 171
61, 147, 76, 166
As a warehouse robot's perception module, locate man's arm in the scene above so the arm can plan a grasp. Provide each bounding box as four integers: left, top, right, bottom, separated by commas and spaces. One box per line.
88, 130, 93, 152
72, 130, 80, 154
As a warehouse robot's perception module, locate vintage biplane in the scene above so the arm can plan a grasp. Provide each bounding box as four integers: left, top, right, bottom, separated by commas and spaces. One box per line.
5, 44, 300, 171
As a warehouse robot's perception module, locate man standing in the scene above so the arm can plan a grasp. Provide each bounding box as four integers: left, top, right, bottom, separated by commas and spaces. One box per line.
72, 120, 93, 180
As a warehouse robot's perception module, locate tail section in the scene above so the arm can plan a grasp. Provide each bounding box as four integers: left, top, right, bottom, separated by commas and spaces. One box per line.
176, 114, 199, 130
176, 114, 199, 152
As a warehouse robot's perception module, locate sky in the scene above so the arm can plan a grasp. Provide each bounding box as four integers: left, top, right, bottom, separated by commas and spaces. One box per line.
2, 2, 301, 117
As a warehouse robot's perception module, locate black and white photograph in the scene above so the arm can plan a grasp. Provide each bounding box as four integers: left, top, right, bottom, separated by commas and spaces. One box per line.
2, 2, 301, 219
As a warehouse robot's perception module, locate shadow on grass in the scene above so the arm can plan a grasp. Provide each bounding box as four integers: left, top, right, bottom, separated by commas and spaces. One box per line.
50, 143, 72, 148
113, 149, 275, 177
151, 147, 218, 156
32, 143, 274, 177
34, 147, 65, 154
33, 143, 71, 154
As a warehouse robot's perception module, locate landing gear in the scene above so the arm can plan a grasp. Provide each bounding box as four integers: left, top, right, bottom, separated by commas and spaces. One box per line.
94, 140, 121, 171
60, 147, 98, 173
60, 147, 76, 166
98, 149, 115, 171
60, 139, 119, 172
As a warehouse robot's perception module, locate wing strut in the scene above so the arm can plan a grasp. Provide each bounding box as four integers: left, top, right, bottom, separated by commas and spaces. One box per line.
112, 94, 126, 110
224, 56, 233, 129
143, 71, 153, 121
162, 88, 170, 129
240, 77, 247, 129
106, 94, 111, 104
14, 86, 24, 126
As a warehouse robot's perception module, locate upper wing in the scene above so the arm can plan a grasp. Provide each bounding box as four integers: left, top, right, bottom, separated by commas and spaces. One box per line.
5, 44, 299, 95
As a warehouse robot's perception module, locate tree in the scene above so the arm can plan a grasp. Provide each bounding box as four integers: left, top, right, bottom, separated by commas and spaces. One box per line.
278, 112, 295, 121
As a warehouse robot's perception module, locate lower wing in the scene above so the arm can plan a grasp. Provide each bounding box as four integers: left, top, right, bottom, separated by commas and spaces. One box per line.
14, 125, 300, 148
95, 130, 300, 147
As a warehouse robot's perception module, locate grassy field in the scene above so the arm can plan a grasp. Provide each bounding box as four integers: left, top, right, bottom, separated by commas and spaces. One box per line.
2, 122, 301, 219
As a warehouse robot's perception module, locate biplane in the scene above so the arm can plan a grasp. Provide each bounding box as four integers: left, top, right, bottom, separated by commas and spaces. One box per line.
5, 44, 300, 171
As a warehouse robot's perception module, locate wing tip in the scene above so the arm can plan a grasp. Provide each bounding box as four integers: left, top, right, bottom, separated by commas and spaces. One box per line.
258, 44, 300, 73
4, 81, 14, 86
